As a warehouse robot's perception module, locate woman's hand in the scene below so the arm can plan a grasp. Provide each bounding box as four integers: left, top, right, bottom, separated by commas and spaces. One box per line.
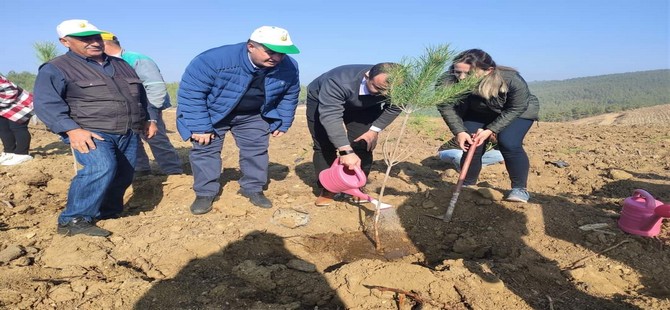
456, 132, 474, 151
473, 129, 493, 147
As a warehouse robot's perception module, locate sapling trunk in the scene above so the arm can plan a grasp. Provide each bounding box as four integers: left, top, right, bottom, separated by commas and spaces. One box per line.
373, 111, 412, 250
367, 44, 480, 252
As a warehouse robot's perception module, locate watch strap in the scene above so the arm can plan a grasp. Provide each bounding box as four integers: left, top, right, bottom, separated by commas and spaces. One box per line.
338, 149, 355, 156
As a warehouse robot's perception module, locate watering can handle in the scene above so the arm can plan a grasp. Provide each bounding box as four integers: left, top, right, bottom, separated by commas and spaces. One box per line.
632, 189, 658, 210
351, 166, 367, 188
333, 158, 367, 188
655, 205, 670, 218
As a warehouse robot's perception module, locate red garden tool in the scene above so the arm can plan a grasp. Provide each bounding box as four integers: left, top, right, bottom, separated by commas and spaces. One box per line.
426, 136, 481, 222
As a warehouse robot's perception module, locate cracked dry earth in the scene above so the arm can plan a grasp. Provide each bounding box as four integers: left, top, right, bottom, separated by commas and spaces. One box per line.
1, 104, 669, 309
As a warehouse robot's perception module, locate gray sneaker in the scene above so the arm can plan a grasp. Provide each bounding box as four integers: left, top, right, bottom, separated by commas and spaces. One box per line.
57, 217, 111, 237
505, 188, 530, 203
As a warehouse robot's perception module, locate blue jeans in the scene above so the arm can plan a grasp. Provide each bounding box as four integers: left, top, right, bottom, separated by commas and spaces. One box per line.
190, 113, 270, 196
438, 149, 504, 171
59, 131, 138, 224
135, 111, 183, 174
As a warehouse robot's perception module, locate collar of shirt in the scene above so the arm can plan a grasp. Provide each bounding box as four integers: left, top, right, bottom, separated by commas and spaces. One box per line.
246, 52, 272, 77
359, 77, 372, 95
65, 51, 115, 77
247, 52, 259, 70
67, 50, 110, 65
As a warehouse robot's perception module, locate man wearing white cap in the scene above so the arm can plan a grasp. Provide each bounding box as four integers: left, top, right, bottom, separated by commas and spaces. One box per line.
33, 19, 157, 237
177, 26, 300, 214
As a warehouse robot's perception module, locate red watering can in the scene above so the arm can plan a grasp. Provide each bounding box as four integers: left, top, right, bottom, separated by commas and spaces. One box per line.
318, 158, 391, 209
618, 189, 669, 237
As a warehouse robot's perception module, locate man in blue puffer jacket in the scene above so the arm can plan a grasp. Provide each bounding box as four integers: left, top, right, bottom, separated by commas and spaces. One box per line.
177, 26, 300, 214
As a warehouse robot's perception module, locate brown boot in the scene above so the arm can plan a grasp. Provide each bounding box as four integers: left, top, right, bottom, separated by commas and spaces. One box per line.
315, 189, 336, 206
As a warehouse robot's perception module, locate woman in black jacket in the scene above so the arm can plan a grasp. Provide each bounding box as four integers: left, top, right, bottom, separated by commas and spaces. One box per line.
438, 49, 539, 202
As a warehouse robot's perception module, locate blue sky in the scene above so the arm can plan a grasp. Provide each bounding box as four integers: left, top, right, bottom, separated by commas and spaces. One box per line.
2, 0, 668, 84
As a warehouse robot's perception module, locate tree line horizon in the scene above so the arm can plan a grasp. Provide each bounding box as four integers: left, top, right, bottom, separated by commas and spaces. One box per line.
2, 69, 668, 122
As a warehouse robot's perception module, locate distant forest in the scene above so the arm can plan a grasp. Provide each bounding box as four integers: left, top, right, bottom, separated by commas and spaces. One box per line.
529, 69, 670, 121
2, 69, 668, 123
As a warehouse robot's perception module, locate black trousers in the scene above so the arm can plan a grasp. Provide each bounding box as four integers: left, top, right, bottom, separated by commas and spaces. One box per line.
306, 99, 384, 189
0, 117, 31, 155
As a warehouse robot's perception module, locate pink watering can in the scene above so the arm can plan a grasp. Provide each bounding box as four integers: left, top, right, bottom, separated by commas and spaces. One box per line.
618, 189, 670, 237
318, 158, 391, 209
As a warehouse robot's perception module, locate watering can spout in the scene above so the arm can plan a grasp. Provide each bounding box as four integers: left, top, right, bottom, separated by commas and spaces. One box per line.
655, 205, 670, 218
343, 188, 368, 200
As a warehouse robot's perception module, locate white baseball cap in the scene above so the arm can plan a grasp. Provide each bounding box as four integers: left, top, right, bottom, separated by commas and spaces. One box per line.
249, 26, 300, 54
56, 19, 104, 38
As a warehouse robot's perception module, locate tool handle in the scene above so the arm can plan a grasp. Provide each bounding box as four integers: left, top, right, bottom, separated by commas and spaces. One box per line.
443, 137, 480, 222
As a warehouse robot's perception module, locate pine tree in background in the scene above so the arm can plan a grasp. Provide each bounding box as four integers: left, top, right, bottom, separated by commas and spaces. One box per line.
33, 41, 60, 64
30, 41, 60, 124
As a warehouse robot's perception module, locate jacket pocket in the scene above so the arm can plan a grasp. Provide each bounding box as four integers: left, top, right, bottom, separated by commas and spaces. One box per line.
123, 77, 144, 99
73, 79, 112, 99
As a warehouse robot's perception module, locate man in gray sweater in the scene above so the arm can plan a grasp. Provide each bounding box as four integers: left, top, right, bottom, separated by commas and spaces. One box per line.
102, 32, 183, 176
306, 63, 400, 206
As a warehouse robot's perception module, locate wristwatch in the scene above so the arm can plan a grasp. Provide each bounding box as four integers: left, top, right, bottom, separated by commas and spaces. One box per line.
338, 149, 355, 156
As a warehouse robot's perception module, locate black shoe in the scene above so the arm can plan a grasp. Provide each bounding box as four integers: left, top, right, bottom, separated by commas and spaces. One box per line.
238, 190, 273, 209
57, 217, 111, 237
190, 196, 215, 215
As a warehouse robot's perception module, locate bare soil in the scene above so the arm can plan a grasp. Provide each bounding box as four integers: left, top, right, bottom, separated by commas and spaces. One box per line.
1, 104, 669, 309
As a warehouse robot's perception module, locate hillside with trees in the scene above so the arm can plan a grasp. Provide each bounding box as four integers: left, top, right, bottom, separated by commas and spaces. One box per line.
530, 69, 670, 121
4, 69, 668, 123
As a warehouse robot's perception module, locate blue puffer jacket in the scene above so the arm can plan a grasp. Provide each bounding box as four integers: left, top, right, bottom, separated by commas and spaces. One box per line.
176, 42, 300, 141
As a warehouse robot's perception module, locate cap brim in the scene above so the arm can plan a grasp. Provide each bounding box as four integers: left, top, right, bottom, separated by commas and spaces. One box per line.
67, 30, 104, 37
262, 43, 300, 54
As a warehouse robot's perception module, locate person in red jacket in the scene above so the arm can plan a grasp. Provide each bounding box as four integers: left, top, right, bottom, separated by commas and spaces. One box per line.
0, 75, 34, 166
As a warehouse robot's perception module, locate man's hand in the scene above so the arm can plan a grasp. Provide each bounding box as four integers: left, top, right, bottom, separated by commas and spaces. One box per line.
66, 128, 104, 154
353, 130, 379, 151
272, 130, 284, 137
145, 121, 158, 139
339, 152, 361, 170
191, 133, 215, 145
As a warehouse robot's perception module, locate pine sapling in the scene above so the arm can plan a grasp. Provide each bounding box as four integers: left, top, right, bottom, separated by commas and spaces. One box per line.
370, 44, 479, 250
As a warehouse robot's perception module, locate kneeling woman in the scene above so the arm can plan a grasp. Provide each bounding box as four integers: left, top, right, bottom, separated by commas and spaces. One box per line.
438, 49, 539, 202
